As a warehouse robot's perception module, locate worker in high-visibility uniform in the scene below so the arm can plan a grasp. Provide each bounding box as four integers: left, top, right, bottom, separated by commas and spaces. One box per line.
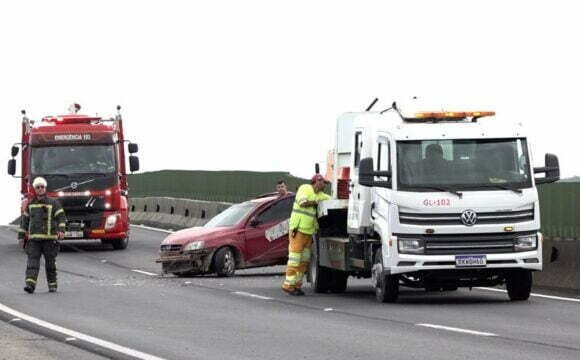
282, 174, 330, 296
18, 177, 66, 294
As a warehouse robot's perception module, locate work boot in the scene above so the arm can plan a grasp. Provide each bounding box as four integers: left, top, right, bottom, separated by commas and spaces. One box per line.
48, 287, 57, 293
24, 285, 35, 294
282, 287, 303, 296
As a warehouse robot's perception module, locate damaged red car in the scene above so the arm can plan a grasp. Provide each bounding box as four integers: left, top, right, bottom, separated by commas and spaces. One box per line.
156, 194, 293, 276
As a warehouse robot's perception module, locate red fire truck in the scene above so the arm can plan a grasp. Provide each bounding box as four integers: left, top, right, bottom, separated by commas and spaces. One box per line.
7, 104, 140, 250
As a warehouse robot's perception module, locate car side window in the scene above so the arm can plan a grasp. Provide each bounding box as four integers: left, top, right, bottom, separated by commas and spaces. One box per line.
255, 197, 294, 224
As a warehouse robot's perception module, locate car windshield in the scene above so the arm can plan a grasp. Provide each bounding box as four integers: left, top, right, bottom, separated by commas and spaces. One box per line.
397, 138, 532, 191
204, 202, 258, 228
31, 145, 116, 175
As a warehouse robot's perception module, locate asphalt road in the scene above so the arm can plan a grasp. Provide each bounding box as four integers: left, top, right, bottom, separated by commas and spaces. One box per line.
1, 225, 580, 360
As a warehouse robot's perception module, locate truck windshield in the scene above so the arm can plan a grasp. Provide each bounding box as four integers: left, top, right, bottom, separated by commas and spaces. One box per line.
397, 138, 532, 191
204, 202, 258, 228
31, 145, 116, 175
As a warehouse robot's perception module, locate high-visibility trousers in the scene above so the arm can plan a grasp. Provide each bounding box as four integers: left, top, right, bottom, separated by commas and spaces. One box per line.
282, 231, 312, 291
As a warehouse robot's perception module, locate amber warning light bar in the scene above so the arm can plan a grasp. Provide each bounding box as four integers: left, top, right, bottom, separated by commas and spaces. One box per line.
408, 111, 495, 122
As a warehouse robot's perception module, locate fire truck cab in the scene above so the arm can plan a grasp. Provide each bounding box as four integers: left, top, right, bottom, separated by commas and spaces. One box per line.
8, 105, 139, 250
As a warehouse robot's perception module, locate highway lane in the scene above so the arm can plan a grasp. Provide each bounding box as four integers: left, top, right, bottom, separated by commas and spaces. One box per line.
1, 225, 579, 360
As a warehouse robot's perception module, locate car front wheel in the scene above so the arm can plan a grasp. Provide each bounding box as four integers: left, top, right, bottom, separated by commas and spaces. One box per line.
214, 247, 236, 277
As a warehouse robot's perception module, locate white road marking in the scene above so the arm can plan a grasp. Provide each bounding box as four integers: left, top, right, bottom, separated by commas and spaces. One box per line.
0, 302, 166, 360
65, 337, 77, 342
476, 287, 580, 303
9, 318, 21, 323
131, 269, 158, 277
323, 308, 334, 312
131, 224, 174, 234
417, 323, 497, 337
233, 291, 273, 300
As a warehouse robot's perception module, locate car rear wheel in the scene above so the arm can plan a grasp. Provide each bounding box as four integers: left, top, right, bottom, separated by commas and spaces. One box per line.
214, 247, 236, 277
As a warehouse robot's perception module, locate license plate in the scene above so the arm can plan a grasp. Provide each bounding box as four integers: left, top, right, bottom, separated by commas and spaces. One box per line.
455, 255, 486, 267
65, 231, 84, 238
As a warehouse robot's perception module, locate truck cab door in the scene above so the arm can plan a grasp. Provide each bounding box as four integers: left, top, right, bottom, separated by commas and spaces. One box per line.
348, 129, 372, 233
373, 135, 393, 230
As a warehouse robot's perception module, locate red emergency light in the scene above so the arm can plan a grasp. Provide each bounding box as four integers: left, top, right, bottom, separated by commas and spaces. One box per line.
42, 114, 102, 125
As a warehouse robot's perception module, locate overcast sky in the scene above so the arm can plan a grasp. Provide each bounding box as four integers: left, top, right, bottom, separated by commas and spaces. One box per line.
1, 1, 578, 224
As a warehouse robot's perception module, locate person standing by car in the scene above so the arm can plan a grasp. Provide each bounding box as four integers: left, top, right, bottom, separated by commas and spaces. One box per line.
276, 180, 289, 197
282, 174, 330, 296
18, 177, 66, 294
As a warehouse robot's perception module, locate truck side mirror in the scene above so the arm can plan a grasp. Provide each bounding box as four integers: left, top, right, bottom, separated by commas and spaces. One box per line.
359, 158, 375, 187
129, 155, 140, 172
358, 157, 391, 188
534, 153, 559, 185
11, 145, 19, 157
128, 143, 139, 154
7, 159, 16, 176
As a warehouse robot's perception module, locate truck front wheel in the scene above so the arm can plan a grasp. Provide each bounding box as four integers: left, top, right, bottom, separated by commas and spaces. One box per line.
372, 250, 399, 303
506, 269, 532, 301
111, 237, 129, 250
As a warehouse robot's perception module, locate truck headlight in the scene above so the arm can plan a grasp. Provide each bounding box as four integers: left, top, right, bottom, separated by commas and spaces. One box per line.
515, 235, 537, 251
398, 238, 425, 254
105, 214, 118, 230
184, 241, 205, 252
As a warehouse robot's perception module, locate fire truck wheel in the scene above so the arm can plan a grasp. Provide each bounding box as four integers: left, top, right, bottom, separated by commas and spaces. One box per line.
214, 247, 236, 277
506, 269, 532, 301
373, 250, 399, 303
111, 237, 129, 250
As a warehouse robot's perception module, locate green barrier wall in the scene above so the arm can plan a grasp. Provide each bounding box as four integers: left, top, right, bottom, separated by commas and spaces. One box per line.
129, 171, 578, 240
539, 182, 580, 240
128, 170, 309, 203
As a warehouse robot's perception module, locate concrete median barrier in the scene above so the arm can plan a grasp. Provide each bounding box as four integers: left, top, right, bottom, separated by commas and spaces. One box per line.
535, 238, 580, 291
128, 197, 231, 231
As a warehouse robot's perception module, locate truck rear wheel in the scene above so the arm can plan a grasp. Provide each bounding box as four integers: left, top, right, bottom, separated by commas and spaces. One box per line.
373, 250, 399, 303
506, 269, 532, 301
329, 271, 348, 293
308, 244, 334, 293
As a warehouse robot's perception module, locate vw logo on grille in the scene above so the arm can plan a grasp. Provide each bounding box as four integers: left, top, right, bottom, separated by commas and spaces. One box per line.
461, 209, 478, 226
70, 182, 78, 189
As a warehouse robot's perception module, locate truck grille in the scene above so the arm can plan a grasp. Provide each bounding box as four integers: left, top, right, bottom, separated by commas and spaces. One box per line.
160, 244, 182, 252
399, 209, 534, 226
59, 196, 107, 211
397, 232, 535, 255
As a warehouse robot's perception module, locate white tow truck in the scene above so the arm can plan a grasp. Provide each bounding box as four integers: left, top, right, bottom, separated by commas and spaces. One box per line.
308, 100, 560, 302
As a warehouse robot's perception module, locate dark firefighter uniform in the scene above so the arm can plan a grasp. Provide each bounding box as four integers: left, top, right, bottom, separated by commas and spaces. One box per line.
18, 196, 66, 293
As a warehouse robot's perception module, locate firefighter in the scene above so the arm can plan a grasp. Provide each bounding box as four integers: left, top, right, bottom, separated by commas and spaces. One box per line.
282, 174, 330, 296
18, 177, 66, 294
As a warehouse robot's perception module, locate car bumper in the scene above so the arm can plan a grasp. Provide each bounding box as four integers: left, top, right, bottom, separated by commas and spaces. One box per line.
156, 249, 215, 274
